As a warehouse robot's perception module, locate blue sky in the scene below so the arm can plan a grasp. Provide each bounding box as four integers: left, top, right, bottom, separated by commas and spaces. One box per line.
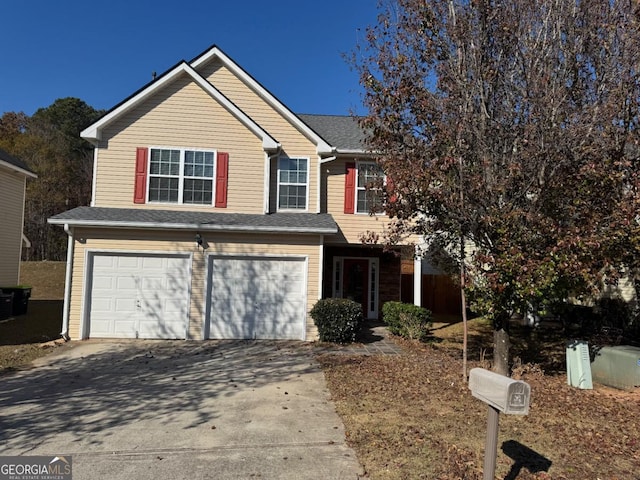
0, 0, 380, 117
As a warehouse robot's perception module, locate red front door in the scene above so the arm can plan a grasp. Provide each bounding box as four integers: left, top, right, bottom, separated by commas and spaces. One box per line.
342, 258, 369, 317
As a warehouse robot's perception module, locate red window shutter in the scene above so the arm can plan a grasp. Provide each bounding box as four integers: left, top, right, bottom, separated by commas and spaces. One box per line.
386, 175, 397, 204
133, 147, 148, 204
344, 162, 356, 214
215, 152, 229, 208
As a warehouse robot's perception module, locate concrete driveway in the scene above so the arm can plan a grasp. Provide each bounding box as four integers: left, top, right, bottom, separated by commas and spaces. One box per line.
0, 340, 363, 479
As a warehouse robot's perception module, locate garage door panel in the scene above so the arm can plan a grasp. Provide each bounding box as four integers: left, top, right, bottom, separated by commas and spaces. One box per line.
281, 297, 304, 312
116, 256, 140, 268
92, 275, 115, 290
210, 322, 253, 339
207, 256, 306, 340
162, 298, 188, 314
94, 255, 116, 268
281, 280, 303, 295
92, 298, 113, 311
115, 275, 137, 290
113, 319, 137, 337
140, 256, 164, 269
88, 254, 190, 339
139, 275, 166, 292
115, 298, 136, 312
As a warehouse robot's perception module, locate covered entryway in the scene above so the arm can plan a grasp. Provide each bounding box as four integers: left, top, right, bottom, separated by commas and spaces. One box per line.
86, 253, 191, 339
332, 256, 379, 319
206, 256, 307, 340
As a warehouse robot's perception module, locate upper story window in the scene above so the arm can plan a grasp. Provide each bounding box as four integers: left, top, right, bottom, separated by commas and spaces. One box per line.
278, 157, 308, 210
356, 161, 385, 214
148, 148, 215, 205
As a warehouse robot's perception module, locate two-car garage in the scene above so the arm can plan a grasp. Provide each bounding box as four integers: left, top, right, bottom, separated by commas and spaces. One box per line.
85, 252, 308, 340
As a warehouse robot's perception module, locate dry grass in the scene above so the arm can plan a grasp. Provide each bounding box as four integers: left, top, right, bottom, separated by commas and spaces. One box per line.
0, 262, 66, 372
19, 261, 66, 300
319, 318, 640, 479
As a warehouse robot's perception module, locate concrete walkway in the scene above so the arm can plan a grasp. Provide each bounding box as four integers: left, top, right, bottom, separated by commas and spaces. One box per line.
0, 340, 364, 480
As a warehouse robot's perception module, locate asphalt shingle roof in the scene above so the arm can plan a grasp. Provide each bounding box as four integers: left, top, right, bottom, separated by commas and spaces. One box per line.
297, 114, 368, 152
49, 206, 338, 234
0, 148, 35, 175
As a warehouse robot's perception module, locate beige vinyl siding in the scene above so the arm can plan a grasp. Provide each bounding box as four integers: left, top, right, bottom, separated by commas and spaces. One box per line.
198, 60, 319, 212
94, 73, 265, 213
601, 275, 637, 303
0, 169, 26, 286
323, 157, 396, 244
68, 228, 321, 340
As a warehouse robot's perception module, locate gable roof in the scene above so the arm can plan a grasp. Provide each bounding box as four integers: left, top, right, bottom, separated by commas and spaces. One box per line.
81, 60, 279, 151
81, 45, 338, 154
190, 46, 333, 155
297, 114, 369, 153
0, 147, 37, 178
48, 206, 338, 235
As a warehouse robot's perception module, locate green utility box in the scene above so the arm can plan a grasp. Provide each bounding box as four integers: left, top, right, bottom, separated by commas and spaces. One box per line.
566, 340, 593, 389
0, 286, 32, 316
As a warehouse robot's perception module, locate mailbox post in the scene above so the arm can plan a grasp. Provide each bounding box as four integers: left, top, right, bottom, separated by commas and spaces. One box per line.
469, 368, 531, 480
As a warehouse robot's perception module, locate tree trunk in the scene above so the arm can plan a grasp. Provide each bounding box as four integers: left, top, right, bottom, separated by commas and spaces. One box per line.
493, 315, 510, 376
633, 276, 639, 312
461, 285, 469, 381
460, 238, 469, 381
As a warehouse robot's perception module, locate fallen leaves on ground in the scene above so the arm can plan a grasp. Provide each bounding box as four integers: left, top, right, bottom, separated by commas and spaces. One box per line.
318, 339, 640, 479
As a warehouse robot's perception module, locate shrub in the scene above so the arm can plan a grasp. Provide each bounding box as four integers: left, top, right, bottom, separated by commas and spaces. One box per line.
382, 301, 432, 341
310, 298, 364, 344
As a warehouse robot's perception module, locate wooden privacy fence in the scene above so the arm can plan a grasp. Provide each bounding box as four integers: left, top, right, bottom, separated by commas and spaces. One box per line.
401, 273, 462, 316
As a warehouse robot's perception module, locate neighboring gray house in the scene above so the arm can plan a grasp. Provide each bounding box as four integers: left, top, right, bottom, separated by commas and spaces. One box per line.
0, 148, 36, 286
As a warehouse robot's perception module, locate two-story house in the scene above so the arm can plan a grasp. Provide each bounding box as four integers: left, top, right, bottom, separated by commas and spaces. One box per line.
49, 45, 442, 341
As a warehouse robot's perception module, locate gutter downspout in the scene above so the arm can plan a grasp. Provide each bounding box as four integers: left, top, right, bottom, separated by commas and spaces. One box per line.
90, 145, 98, 207
61, 224, 74, 340
265, 149, 281, 213
318, 156, 336, 214
318, 235, 324, 300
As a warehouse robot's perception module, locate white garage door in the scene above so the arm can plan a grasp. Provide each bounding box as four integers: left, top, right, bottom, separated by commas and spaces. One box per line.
207, 256, 307, 340
88, 253, 190, 339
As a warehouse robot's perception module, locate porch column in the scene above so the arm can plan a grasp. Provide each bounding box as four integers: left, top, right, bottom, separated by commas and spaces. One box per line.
413, 252, 422, 307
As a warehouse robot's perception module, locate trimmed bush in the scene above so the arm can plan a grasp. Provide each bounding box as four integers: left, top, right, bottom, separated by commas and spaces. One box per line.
310, 298, 363, 344
382, 301, 432, 341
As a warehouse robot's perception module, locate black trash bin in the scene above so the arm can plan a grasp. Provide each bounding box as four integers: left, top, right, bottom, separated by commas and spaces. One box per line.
0, 287, 31, 316
0, 292, 13, 320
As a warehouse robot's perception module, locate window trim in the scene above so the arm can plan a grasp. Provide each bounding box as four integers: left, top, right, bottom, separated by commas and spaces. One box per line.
147, 146, 217, 206
355, 160, 385, 215
276, 156, 310, 212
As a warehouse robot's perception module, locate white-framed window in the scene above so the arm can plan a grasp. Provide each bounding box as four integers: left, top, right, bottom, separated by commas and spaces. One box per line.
356, 161, 385, 214
278, 157, 308, 210
148, 147, 215, 205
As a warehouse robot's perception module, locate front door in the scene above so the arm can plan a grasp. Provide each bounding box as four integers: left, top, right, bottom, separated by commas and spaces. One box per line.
342, 258, 370, 318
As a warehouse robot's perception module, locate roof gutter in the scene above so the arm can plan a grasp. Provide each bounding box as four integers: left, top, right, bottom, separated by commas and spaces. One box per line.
0, 159, 37, 178
319, 150, 376, 163
334, 149, 377, 157
61, 224, 73, 340
48, 218, 337, 235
